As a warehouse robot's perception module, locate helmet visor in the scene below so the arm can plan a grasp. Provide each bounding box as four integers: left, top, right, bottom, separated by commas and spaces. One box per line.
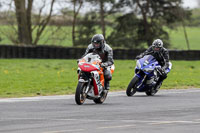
92, 41, 101, 49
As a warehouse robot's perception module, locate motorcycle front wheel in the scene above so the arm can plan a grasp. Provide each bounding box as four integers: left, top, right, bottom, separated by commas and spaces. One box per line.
75, 82, 87, 105
93, 90, 108, 104
126, 76, 139, 96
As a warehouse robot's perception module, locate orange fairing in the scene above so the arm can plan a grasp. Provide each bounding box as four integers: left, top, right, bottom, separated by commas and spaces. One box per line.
98, 67, 105, 87
111, 64, 115, 74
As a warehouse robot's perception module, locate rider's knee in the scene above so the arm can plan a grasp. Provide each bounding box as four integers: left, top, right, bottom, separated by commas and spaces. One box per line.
161, 74, 167, 80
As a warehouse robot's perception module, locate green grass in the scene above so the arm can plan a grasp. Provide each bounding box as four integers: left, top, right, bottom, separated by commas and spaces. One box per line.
0, 25, 73, 46
167, 27, 200, 50
0, 25, 113, 47
0, 59, 77, 97
0, 25, 200, 50
0, 59, 199, 98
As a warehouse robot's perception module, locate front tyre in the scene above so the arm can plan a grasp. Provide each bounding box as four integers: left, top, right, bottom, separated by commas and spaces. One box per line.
93, 90, 108, 104
75, 82, 87, 105
126, 76, 139, 96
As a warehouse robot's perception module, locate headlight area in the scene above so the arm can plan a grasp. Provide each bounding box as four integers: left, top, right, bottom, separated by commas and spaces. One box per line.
136, 60, 141, 69
143, 68, 154, 73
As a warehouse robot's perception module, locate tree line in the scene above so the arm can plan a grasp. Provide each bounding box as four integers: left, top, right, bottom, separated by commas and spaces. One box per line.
0, 0, 192, 49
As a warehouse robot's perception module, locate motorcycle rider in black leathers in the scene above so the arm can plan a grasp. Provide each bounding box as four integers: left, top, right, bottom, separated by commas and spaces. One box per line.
82, 34, 114, 90
136, 39, 171, 90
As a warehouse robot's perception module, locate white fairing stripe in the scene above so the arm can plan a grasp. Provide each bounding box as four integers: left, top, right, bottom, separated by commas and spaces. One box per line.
169, 62, 172, 69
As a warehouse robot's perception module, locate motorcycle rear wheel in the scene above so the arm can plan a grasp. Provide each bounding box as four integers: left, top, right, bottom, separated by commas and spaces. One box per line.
126, 76, 139, 96
145, 89, 158, 96
145, 82, 161, 96
93, 90, 108, 104
75, 82, 87, 105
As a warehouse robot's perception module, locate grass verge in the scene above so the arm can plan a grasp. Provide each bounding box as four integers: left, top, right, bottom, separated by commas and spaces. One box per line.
0, 59, 199, 98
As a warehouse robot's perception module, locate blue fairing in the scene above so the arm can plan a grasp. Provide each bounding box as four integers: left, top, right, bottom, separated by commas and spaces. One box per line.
136, 55, 160, 74
135, 55, 160, 91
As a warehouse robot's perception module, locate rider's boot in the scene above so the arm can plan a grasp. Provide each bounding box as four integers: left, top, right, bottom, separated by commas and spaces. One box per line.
154, 78, 164, 91
154, 81, 162, 91
105, 81, 110, 90
154, 72, 167, 91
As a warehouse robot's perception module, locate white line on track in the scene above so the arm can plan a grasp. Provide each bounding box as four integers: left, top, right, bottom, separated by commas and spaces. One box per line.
97, 124, 135, 129
149, 120, 200, 125
43, 129, 85, 133
1, 117, 200, 124
0, 88, 200, 103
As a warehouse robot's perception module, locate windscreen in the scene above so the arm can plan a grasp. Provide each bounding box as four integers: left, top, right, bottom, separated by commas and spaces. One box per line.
83, 53, 102, 64
140, 55, 157, 66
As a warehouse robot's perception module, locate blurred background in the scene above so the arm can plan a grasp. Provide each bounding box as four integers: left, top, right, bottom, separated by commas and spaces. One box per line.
0, 0, 199, 50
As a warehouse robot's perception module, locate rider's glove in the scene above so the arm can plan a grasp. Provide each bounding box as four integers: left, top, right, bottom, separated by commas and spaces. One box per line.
136, 55, 142, 60
101, 62, 108, 68
156, 67, 166, 76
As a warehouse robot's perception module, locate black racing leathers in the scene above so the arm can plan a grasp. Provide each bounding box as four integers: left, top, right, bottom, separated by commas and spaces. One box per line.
83, 43, 114, 67
138, 46, 170, 70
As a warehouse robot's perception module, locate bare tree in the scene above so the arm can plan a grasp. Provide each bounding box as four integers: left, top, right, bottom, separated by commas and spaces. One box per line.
72, 0, 83, 46
0, 1, 19, 44
14, 0, 33, 45
85, 0, 115, 38
13, 0, 55, 45
32, 0, 56, 45
136, 0, 152, 46
99, 0, 106, 37
173, 2, 191, 50
179, 7, 190, 50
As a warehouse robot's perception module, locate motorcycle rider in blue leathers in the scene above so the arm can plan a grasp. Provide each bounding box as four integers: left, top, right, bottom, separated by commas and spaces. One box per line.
136, 39, 172, 90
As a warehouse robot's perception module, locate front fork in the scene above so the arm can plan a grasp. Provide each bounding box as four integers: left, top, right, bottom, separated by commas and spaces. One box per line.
136, 75, 147, 89
78, 78, 92, 94
135, 70, 147, 89
85, 79, 92, 94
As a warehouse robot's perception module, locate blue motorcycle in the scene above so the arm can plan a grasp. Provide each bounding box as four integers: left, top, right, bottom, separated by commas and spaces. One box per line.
126, 55, 171, 96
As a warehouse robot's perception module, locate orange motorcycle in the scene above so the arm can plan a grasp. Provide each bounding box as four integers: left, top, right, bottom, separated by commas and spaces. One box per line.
75, 53, 114, 105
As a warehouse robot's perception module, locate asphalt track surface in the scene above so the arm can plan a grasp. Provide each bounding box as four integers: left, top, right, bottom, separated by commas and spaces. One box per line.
0, 89, 200, 133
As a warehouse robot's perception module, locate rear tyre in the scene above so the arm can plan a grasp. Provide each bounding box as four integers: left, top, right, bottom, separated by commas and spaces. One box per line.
126, 76, 139, 96
93, 90, 108, 104
75, 82, 87, 105
145, 89, 157, 96
145, 82, 161, 96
